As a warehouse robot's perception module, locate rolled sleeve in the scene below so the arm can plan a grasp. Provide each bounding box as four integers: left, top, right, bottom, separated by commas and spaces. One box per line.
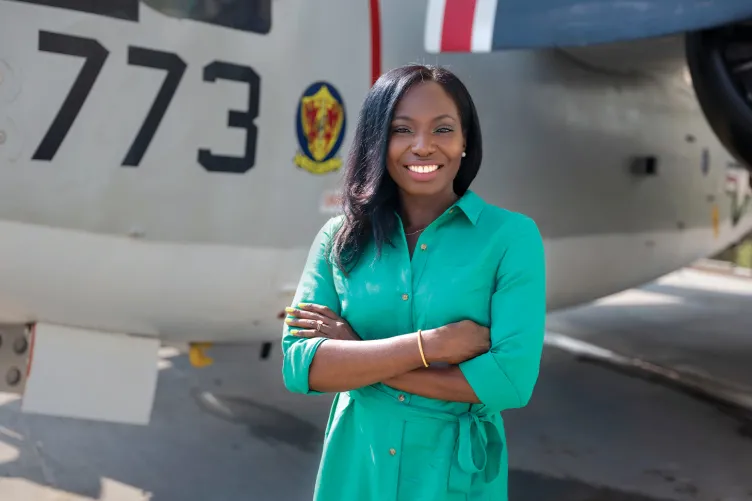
282, 336, 328, 394
459, 216, 547, 413
281, 217, 343, 395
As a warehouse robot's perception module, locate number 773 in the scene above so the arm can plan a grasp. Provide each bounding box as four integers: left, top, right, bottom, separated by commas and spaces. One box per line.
33, 30, 260, 174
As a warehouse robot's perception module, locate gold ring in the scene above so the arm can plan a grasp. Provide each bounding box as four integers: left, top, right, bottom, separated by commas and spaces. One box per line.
316, 320, 323, 332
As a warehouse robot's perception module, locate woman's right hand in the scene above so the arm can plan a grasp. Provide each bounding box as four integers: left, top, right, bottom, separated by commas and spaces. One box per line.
422, 320, 491, 365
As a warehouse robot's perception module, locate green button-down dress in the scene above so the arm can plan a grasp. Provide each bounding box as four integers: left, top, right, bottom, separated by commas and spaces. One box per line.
282, 190, 546, 501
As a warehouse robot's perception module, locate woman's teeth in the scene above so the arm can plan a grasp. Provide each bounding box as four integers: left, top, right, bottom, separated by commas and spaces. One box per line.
406, 165, 439, 173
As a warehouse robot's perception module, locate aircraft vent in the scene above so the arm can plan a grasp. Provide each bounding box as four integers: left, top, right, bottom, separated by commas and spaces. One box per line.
686, 22, 752, 172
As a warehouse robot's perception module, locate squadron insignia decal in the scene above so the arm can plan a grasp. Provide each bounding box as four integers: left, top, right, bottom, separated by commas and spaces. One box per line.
294, 82, 346, 175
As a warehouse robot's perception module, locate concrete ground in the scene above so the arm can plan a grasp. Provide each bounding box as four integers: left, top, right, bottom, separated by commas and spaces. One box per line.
0, 265, 750, 500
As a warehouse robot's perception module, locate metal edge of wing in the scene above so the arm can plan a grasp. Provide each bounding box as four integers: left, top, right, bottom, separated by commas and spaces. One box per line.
490, 1, 752, 50
426, 1, 752, 53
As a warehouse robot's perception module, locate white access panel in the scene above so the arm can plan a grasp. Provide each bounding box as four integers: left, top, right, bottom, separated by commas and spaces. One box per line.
21, 323, 160, 425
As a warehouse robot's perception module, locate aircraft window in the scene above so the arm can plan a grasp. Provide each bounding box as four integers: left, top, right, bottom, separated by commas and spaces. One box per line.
11, 0, 271, 33
144, 0, 271, 34
7, 0, 139, 21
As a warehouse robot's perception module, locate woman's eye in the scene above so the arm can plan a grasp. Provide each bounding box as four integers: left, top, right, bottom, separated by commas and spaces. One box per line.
436, 127, 453, 133
393, 127, 411, 134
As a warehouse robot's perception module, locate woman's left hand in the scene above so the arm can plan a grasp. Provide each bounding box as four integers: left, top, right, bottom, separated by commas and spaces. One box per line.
285, 303, 361, 341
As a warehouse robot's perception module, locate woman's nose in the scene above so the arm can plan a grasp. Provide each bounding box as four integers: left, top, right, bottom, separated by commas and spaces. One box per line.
411, 133, 434, 156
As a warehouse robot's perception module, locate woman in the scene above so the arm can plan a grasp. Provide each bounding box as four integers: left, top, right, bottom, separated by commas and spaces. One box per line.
281, 64, 546, 501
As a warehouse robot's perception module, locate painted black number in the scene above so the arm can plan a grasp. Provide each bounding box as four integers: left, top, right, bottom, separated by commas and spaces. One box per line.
33, 31, 108, 161
198, 62, 260, 174
122, 47, 186, 167
33, 31, 262, 173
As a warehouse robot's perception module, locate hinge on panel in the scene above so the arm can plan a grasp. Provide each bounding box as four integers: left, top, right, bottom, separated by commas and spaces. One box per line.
0, 324, 31, 394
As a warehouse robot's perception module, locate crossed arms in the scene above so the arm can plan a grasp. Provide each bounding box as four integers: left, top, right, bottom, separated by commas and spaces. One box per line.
281, 217, 546, 413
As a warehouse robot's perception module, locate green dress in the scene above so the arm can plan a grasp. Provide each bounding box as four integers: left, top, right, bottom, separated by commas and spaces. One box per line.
281, 190, 546, 501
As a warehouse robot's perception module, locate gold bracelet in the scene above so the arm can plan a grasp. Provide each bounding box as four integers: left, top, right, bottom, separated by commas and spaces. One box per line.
417, 329, 429, 368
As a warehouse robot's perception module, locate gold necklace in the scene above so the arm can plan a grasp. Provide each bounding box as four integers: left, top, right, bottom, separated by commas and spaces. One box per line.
404, 226, 426, 236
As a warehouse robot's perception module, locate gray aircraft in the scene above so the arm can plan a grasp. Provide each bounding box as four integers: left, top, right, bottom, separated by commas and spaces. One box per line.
0, 0, 751, 425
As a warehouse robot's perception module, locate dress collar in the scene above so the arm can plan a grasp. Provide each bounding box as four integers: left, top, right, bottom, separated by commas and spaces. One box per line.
450, 189, 484, 225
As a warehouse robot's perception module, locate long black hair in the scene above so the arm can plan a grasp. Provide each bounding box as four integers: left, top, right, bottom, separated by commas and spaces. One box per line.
331, 64, 483, 273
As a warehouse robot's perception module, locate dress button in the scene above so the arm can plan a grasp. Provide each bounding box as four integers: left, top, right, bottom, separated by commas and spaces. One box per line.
449, 208, 454, 213
389, 448, 397, 456
398, 394, 405, 402
420, 243, 427, 251
402, 293, 409, 301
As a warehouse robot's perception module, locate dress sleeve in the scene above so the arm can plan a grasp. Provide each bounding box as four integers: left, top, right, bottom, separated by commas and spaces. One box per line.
281, 217, 342, 395
458, 215, 547, 413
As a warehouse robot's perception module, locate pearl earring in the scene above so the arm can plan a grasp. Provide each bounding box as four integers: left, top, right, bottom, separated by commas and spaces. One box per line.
461, 151, 466, 157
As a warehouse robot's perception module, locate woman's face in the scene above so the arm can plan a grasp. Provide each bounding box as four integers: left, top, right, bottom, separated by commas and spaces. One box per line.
386, 81, 466, 198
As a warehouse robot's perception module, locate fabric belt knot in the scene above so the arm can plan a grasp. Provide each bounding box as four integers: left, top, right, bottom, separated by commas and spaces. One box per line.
347, 386, 504, 495
447, 410, 503, 493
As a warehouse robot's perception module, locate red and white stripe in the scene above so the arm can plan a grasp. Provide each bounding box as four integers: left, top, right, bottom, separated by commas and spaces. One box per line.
424, 0, 498, 53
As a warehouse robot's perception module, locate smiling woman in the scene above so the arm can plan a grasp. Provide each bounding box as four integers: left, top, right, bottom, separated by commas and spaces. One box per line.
281, 65, 547, 501
387, 83, 467, 196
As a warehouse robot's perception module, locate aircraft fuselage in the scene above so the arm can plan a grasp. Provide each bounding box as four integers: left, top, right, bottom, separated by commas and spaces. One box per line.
0, 0, 751, 342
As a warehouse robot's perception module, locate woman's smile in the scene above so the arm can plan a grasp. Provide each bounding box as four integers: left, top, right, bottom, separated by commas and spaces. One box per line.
405, 163, 443, 181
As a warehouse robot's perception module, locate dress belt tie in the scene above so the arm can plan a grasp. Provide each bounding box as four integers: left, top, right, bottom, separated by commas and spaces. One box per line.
347, 386, 504, 494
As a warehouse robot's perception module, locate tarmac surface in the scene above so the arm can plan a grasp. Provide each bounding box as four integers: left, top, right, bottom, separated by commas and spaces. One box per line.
0, 264, 750, 500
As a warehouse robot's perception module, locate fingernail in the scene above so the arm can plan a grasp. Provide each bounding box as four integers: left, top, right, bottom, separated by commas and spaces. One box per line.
290, 329, 299, 336
285, 307, 294, 313
284, 318, 292, 324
